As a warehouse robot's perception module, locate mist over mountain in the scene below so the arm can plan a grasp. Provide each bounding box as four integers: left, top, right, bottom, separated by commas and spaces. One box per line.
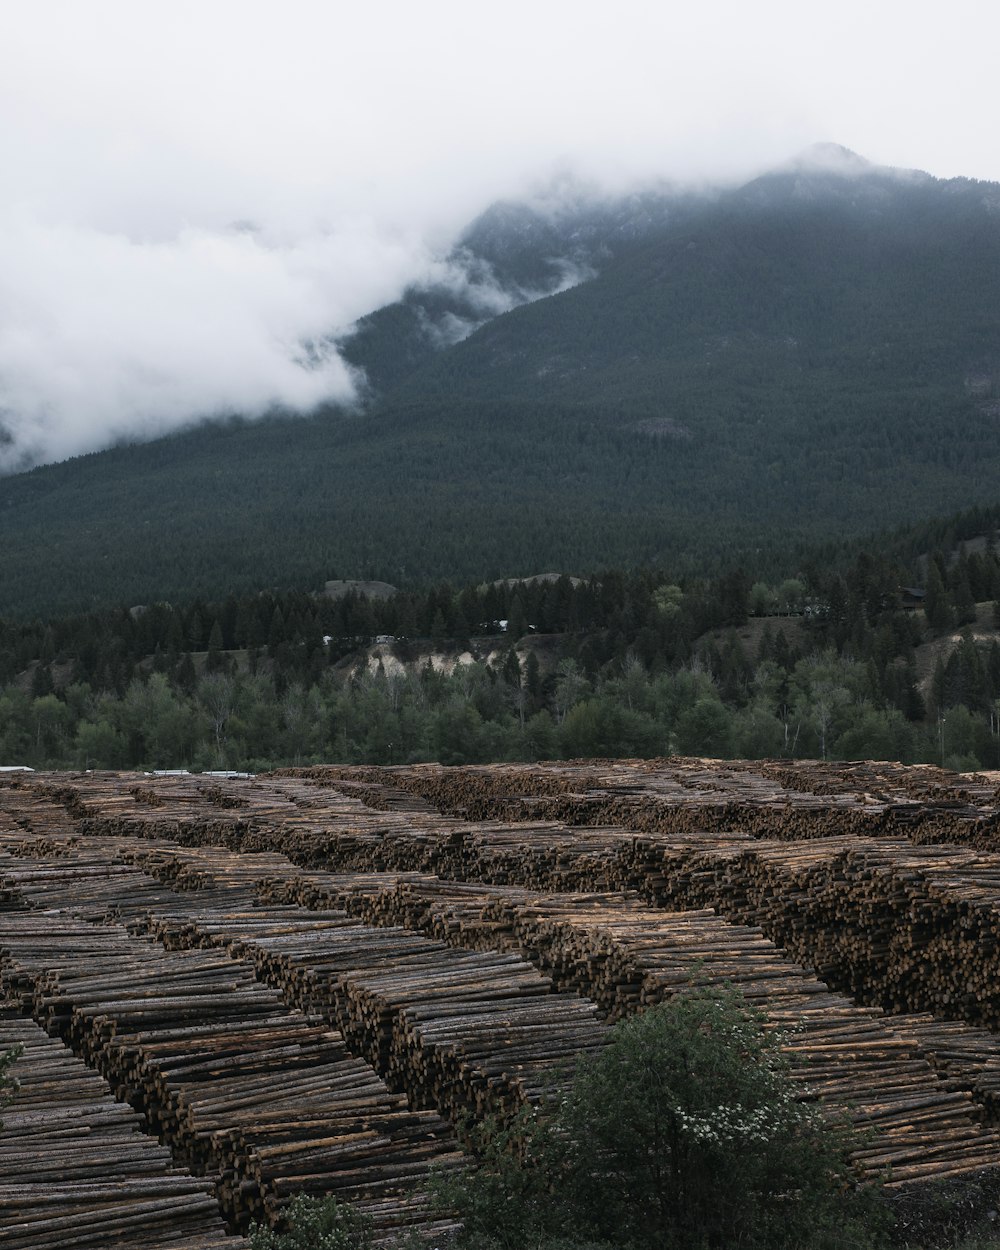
341, 179, 696, 397
3, 147, 1000, 617
0, 173, 690, 473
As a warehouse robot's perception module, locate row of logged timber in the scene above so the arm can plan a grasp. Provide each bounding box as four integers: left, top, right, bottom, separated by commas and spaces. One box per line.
85, 826, 1000, 1115
12, 756, 1000, 856
25, 768, 1000, 1029
131, 841, 1000, 1167
167, 913, 604, 1120
293, 759, 1000, 847
0, 865, 464, 1240
6, 822, 1000, 1187
256, 864, 1000, 1139
230, 776, 1000, 1029
8, 767, 1000, 1195
0, 1009, 242, 1250
0, 843, 607, 1127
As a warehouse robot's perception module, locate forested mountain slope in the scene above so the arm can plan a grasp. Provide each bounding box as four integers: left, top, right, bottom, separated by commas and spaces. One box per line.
2, 149, 1000, 617
341, 183, 691, 395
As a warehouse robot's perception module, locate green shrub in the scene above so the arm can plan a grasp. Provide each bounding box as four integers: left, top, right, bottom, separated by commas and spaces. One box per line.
436, 986, 890, 1250
248, 1194, 374, 1250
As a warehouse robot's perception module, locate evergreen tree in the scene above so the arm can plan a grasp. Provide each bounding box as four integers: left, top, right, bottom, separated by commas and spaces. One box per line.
507, 594, 528, 641
206, 619, 226, 672
924, 559, 953, 632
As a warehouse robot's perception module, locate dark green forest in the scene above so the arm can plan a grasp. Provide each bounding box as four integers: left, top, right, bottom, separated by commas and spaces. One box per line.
3, 159, 1000, 618
4, 517, 1000, 773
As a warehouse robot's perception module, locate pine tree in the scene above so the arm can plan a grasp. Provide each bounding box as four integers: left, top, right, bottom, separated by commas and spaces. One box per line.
924, 559, 953, 632
206, 619, 226, 673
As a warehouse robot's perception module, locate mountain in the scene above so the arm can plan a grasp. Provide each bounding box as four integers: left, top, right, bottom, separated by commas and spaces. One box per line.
3, 148, 1000, 617
341, 180, 694, 396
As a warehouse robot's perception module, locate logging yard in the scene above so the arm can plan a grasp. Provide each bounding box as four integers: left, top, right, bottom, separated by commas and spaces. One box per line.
8, 757, 1000, 1246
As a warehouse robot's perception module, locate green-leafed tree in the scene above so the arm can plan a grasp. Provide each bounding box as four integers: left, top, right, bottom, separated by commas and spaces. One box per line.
249, 1194, 374, 1250
437, 987, 887, 1250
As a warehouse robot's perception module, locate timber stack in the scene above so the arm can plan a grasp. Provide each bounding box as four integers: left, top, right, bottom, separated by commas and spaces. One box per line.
293, 760, 1000, 847
0, 841, 607, 1128
0, 878, 462, 1240
6, 828, 1000, 1187
0, 1009, 243, 1250
31, 770, 1000, 1029
7, 761, 1000, 1214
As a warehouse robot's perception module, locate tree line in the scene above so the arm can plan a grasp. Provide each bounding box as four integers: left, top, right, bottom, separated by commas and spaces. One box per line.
2, 541, 1000, 772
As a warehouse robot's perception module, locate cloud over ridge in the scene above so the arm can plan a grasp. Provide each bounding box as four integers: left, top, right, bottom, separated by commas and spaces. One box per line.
0, 213, 445, 471
1, 0, 996, 471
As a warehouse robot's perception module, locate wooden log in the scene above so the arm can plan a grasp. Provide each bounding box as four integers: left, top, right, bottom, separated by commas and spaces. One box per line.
0, 900, 462, 1238
0, 1009, 242, 1250
9, 764, 1000, 1196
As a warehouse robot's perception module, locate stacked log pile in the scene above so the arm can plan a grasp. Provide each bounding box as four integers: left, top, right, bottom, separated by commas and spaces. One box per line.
894, 1017, 1000, 1122
2, 831, 610, 1140
0, 1008, 243, 1250
73, 778, 630, 889
251, 866, 1000, 1154
12, 832, 1000, 1187
0, 843, 605, 1140
147, 905, 606, 1121
43, 776, 1000, 1032
0, 776, 101, 826
47, 823, 1000, 1156
0, 899, 461, 1238
743, 759, 1000, 805
0, 844, 217, 924
139, 791, 1000, 1028
9, 766, 1000, 1195
239, 762, 1000, 858
9, 759, 1000, 852
619, 835, 1000, 1027
289, 760, 1000, 848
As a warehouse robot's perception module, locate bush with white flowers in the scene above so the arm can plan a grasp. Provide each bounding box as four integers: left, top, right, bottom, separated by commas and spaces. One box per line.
439, 985, 889, 1250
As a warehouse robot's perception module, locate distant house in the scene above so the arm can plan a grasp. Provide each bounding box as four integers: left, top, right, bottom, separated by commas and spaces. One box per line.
899, 587, 927, 610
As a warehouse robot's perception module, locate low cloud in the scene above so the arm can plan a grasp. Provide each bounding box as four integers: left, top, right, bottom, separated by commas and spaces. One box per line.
412, 252, 596, 350
0, 213, 449, 471
0, 209, 599, 471
1, 1, 991, 473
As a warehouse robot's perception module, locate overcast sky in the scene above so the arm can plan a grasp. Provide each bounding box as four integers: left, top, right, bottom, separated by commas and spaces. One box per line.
1, 0, 997, 470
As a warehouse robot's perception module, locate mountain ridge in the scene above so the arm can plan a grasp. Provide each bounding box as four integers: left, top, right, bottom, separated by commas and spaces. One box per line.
3, 147, 1000, 617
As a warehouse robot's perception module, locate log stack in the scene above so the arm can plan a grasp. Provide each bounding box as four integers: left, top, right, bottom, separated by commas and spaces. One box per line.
9, 831, 1000, 1187
284, 759, 1000, 848
0, 840, 607, 1123
251, 864, 1000, 1168
38, 773, 1000, 1031
0, 898, 462, 1238
0, 840, 608, 1128
0, 1008, 243, 1250
7, 764, 1000, 1202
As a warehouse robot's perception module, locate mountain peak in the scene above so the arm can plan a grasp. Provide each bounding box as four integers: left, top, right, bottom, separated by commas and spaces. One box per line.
789, 142, 872, 175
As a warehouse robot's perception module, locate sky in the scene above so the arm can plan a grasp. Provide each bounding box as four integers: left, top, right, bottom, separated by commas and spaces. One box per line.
1, 0, 997, 471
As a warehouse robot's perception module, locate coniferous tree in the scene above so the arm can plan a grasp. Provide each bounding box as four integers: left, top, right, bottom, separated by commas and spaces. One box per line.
924, 559, 953, 632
